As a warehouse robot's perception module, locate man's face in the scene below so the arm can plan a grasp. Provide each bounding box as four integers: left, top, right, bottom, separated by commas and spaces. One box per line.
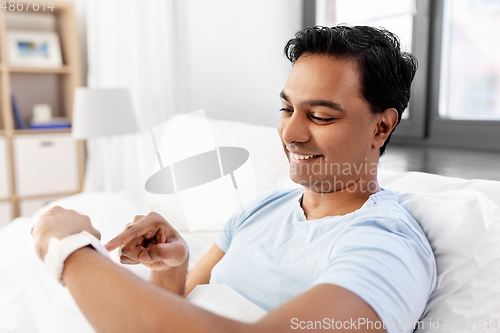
277, 54, 380, 192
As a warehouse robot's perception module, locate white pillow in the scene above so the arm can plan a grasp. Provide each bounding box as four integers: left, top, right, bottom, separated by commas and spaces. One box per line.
379, 170, 500, 209
398, 190, 500, 333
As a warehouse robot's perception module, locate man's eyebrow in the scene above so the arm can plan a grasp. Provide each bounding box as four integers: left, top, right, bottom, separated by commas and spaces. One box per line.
303, 99, 344, 112
279, 91, 344, 113
279, 91, 290, 103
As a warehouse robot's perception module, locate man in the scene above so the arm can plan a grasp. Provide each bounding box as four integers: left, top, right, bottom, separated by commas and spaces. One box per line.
32, 25, 436, 333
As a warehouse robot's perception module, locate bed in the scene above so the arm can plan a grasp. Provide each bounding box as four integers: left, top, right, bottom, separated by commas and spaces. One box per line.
1, 119, 499, 333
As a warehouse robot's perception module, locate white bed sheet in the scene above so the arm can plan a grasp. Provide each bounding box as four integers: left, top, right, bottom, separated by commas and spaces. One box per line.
0, 192, 214, 333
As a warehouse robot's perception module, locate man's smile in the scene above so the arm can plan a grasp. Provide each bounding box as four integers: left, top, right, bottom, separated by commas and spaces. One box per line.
288, 151, 323, 163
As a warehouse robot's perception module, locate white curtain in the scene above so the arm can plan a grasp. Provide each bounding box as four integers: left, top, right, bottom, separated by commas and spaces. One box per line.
83, 0, 187, 204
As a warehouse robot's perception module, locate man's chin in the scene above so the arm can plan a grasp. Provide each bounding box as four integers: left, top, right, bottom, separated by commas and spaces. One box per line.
290, 172, 368, 192
289, 175, 335, 192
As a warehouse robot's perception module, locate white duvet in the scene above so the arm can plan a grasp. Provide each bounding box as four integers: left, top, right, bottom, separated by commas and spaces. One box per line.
0, 192, 231, 333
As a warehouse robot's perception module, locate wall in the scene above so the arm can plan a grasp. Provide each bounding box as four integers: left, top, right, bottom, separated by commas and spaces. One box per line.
55, 0, 88, 86
181, 0, 303, 127
54, 0, 303, 127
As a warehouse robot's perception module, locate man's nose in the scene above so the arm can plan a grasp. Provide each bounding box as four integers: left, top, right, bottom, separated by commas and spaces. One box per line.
280, 112, 310, 144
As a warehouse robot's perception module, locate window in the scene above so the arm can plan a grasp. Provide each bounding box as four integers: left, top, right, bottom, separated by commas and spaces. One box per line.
317, 0, 415, 120
439, 0, 500, 120
306, 0, 500, 150
317, 0, 414, 52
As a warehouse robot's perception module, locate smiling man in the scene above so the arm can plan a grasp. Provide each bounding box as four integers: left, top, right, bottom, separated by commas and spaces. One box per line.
31, 26, 436, 333
278, 54, 384, 218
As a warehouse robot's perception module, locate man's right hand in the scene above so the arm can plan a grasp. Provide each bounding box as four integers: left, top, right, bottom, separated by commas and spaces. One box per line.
105, 212, 188, 273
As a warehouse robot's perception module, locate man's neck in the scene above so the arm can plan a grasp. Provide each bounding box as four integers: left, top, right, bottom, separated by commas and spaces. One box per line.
301, 177, 380, 220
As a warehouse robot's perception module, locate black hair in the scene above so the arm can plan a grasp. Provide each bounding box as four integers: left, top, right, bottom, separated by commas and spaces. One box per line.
284, 25, 417, 155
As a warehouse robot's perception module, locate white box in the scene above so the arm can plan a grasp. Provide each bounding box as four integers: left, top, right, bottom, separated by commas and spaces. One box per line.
13, 134, 79, 197
0, 137, 10, 199
19, 195, 64, 217
0, 201, 12, 228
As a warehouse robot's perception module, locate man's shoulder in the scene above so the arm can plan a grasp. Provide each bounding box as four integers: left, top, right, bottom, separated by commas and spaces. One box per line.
366, 189, 415, 223
349, 189, 433, 254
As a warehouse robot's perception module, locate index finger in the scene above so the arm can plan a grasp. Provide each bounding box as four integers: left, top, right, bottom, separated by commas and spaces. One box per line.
104, 214, 171, 251
105, 220, 152, 251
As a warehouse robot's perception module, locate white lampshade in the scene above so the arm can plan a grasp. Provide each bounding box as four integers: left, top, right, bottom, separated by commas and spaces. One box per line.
72, 88, 138, 139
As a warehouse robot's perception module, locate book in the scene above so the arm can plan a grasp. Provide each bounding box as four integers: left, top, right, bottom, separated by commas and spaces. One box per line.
29, 117, 70, 129
11, 95, 25, 129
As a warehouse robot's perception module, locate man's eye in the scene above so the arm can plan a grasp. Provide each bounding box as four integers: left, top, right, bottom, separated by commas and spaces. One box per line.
280, 108, 293, 115
311, 116, 336, 123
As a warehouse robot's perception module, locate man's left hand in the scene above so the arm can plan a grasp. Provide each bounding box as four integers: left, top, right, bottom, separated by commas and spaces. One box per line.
31, 206, 102, 260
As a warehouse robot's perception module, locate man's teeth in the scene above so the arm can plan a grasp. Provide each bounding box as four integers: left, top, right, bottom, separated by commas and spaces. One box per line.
292, 153, 315, 160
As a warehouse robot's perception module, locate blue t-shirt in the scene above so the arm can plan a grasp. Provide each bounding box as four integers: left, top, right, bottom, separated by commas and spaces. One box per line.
210, 188, 436, 331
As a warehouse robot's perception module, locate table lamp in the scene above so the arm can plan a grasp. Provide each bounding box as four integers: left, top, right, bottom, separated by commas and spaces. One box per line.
72, 88, 138, 191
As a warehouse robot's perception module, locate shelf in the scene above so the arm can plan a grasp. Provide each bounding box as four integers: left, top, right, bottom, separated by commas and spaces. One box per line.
16, 191, 78, 201
0, 1, 84, 221
14, 128, 71, 135
7, 65, 72, 74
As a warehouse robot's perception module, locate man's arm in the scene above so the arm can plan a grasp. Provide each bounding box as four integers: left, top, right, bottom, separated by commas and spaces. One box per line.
33, 207, 385, 332
63, 247, 242, 333
184, 244, 225, 296
63, 247, 385, 333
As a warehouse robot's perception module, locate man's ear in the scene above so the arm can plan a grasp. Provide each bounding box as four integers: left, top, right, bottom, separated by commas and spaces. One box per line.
372, 108, 399, 149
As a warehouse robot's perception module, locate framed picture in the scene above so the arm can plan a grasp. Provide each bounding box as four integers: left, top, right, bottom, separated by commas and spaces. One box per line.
6, 31, 62, 67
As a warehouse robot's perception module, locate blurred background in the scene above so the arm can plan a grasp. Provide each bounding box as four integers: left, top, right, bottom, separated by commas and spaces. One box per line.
0, 0, 499, 225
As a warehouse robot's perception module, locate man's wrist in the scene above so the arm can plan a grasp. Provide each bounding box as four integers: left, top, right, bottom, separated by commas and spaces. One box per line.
150, 259, 188, 280
149, 258, 189, 296
151, 260, 187, 275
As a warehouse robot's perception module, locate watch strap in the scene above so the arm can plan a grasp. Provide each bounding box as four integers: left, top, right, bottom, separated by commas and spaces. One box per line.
44, 230, 110, 285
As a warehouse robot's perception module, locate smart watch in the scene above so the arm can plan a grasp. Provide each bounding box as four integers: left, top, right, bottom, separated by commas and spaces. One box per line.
43, 230, 110, 285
